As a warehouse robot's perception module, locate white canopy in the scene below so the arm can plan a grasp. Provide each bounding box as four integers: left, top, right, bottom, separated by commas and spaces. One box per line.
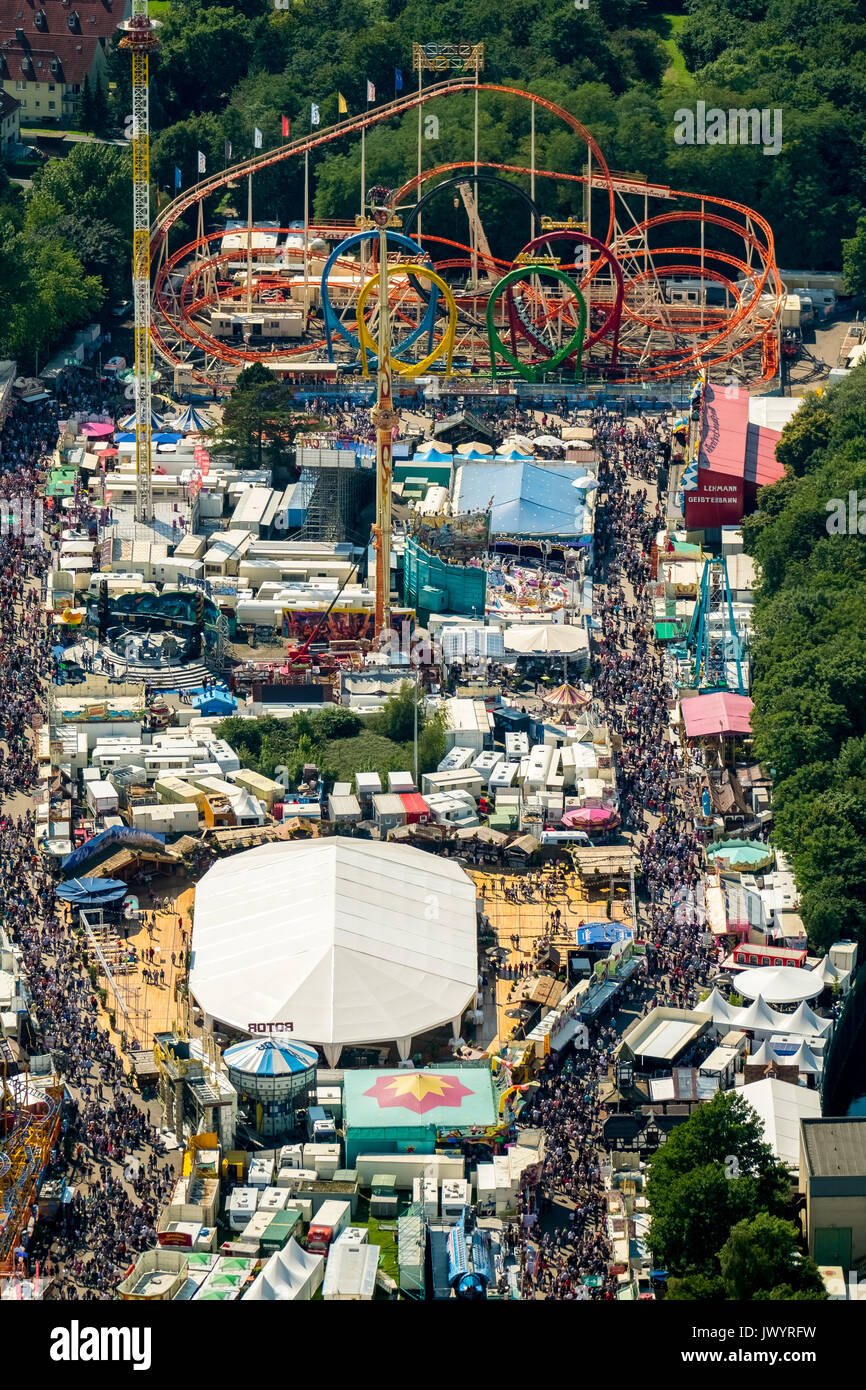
730, 995, 783, 1033
735, 965, 823, 1004
811, 954, 847, 986
695, 987, 735, 1025
786, 999, 833, 1036
243, 1238, 324, 1301
731, 1078, 821, 1170
504, 624, 588, 655
190, 837, 478, 1059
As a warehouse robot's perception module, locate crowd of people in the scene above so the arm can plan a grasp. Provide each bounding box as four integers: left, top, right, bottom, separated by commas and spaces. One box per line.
0, 384, 180, 1300
502, 403, 722, 1299
0, 379, 730, 1304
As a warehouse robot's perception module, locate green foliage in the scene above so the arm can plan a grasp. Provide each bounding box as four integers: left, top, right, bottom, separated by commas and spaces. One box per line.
645, 1091, 791, 1275
132, 0, 866, 269
665, 1273, 728, 1300
743, 364, 866, 953
208, 366, 320, 469
842, 214, 866, 296
718, 1214, 827, 1301
215, 695, 442, 794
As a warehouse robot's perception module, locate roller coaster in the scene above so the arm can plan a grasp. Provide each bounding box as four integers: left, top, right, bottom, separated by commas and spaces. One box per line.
150, 78, 784, 391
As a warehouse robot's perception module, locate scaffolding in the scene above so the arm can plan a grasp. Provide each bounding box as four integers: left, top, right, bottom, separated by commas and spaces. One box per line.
292, 452, 372, 543
686, 557, 747, 695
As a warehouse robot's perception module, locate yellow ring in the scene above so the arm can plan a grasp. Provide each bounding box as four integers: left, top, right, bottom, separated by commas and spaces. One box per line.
356, 263, 458, 377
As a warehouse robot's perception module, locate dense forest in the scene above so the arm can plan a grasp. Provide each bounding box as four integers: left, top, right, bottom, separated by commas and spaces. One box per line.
742, 363, 866, 957
2, 0, 866, 365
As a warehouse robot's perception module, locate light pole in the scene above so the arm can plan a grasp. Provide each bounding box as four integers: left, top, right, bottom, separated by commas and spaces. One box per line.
367, 186, 400, 636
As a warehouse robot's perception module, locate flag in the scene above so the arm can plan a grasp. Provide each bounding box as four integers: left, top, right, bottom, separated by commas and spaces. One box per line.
281, 115, 290, 138
254, 127, 262, 149
337, 92, 347, 115
395, 67, 403, 91
224, 138, 232, 161
311, 103, 320, 126
366, 79, 375, 103
174, 166, 182, 190
197, 150, 206, 174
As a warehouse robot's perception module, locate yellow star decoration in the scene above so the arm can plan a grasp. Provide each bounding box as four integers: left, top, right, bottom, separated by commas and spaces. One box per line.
383, 1073, 449, 1100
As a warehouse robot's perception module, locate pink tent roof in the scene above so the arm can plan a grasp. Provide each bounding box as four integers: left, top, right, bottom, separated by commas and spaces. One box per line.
681, 692, 754, 738
561, 807, 621, 827
80, 422, 115, 438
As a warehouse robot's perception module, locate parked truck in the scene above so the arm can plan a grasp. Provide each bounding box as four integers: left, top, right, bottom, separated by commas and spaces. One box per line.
305, 1199, 352, 1254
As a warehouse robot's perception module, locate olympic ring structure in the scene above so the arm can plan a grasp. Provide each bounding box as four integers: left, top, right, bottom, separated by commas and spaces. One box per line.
355, 263, 458, 377
150, 76, 784, 389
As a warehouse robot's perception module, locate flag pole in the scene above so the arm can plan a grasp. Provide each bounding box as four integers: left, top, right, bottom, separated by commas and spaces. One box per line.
246, 168, 253, 316
304, 145, 310, 316
417, 58, 423, 247
360, 121, 366, 285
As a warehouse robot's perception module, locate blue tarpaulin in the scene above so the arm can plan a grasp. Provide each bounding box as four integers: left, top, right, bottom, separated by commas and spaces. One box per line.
574, 923, 633, 947
61, 826, 167, 875
55, 877, 128, 906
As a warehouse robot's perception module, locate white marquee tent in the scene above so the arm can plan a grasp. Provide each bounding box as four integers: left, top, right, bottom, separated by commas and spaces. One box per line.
242, 1238, 324, 1301
189, 837, 478, 1066
736, 964, 823, 1004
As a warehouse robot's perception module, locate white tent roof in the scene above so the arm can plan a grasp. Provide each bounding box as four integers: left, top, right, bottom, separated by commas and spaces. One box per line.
736, 965, 823, 1004
786, 999, 833, 1036
242, 1238, 324, 1301
504, 624, 588, 654
730, 995, 782, 1032
695, 987, 735, 1024
811, 954, 847, 986
788, 1041, 822, 1074
189, 837, 478, 1047
730, 1078, 821, 1170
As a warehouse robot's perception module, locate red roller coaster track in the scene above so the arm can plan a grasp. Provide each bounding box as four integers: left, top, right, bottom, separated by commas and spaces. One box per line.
150, 78, 783, 388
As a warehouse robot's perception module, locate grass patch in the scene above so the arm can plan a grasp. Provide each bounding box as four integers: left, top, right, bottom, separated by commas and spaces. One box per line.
148, 0, 172, 13
646, 13, 694, 87
354, 1193, 401, 1283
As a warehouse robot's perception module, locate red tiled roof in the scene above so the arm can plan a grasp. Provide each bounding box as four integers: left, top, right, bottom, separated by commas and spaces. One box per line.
0, 0, 123, 84
0, 87, 21, 116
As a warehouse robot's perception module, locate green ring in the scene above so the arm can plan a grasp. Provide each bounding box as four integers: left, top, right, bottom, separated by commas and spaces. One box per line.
486, 264, 588, 383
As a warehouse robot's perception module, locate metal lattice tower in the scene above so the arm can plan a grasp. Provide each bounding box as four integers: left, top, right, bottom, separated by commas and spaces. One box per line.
118, 1, 161, 523
686, 556, 746, 694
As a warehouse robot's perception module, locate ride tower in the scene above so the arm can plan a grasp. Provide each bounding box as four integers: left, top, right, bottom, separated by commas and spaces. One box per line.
118, 1, 161, 523
367, 186, 401, 635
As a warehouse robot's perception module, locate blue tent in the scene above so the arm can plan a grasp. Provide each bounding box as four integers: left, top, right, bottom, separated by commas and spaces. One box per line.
223, 1038, 318, 1077
171, 403, 214, 433
115, 432, 183, 445
56, 877, 128, 906
118, 409, 164, 433
414, 448, 453, 463
496, 449, 534, 462
193, 691, 237, 717
61, 826, 167, 875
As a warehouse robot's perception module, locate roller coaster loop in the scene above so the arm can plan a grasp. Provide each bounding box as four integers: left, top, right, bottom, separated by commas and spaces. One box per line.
487, 266, 588, 384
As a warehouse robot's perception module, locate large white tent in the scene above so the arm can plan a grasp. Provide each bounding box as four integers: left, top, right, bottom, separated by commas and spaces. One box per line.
189, 837, 478, 1066
729, 1077, 821, 1172
736, 964, 823, 1004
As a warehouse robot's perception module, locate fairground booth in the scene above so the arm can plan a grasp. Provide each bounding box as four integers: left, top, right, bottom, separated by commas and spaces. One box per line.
342, 1067, 503, 1166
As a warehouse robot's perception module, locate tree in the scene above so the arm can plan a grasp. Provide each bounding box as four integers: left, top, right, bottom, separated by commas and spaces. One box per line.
665, 1273, 728, 1300
79, 74, 95, 132
92, 74, 109, 136
842, 214, 866, 296
209, 366, 320, 470
718, 1214, 827, 1301
646, 1092, 790, 1275
371, 681, 424, 744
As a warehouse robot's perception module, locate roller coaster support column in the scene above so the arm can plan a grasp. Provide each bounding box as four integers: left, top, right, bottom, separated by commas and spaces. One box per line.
368, 187, 400, 636
118, 0, 160, 524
